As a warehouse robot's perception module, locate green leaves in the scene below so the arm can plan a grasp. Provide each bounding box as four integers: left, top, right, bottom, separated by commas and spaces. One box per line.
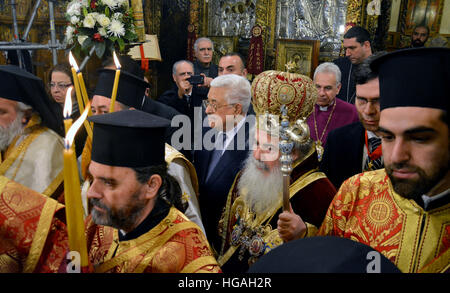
95, 42, 106, 58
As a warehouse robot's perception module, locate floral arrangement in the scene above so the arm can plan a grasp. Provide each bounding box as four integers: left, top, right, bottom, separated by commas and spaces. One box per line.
65, 0, 138, 58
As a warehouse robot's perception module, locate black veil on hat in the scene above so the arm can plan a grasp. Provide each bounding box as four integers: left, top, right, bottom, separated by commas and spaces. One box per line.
247, 236, 401, 273
0, 65, 64, 136
93, 69, 149, 110
370, 47, 449, 112
88, 109, 170, 168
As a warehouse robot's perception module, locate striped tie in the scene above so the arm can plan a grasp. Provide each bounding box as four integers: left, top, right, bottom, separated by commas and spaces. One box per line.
364, 137, 383, 171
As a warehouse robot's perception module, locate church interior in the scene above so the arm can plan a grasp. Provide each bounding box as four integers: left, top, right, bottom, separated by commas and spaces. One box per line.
0, 0, 448, 98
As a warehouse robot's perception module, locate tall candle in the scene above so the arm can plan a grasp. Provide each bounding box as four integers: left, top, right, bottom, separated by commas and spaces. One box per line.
68, 52, 85, 113
63, 105, 90, 267
109, 52, 121, 113
63, 87, 73, 135
69, 52, 93, 140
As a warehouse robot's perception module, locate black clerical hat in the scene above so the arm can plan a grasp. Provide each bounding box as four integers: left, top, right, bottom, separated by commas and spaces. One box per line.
93, 69, 149, 110
88, 109, 170, 168
370, 47, 449, 112
247, 236, 401, 273
0, 65, 64, 136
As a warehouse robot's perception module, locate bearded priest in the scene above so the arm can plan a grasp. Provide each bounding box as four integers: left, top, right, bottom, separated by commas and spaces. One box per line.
217, 71, 337, 272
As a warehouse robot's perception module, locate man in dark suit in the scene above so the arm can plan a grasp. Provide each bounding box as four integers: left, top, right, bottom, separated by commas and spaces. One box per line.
321, 54, 384, 190
193, 74, 253, 254
333, 26, 373, 104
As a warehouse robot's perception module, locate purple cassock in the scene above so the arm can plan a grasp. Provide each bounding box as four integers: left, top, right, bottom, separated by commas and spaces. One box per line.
306, 98, 359, 147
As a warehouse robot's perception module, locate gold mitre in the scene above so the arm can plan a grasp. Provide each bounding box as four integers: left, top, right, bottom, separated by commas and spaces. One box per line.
251, 70, 317, 136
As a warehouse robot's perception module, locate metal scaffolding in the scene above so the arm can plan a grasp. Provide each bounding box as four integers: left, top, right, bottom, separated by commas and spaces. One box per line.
0, 0, 66, 68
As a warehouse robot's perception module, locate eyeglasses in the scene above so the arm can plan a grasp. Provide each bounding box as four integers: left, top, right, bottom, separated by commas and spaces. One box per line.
202, 100, 236, 112
49, 82, 72, 90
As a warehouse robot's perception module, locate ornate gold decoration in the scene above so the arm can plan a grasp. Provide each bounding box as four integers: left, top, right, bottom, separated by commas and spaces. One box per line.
255, 0, 277, 68
346, 0, 364, 25
251, 70, 317, 124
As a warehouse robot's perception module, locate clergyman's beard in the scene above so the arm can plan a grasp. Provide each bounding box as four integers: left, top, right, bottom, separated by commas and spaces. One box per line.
411, 39, 425, 48
0, 113, 25, 151
90, 191, 147, 232
238, 155, 283, 215
386, 160, 449, 201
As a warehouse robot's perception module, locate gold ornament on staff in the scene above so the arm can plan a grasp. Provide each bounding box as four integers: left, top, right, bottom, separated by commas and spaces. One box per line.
63, 104, 90, 268
279, 107, 310, 211
109, 52, 121, 113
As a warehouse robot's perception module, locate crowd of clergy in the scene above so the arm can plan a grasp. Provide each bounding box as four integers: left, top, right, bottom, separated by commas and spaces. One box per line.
0, 25, 448, 274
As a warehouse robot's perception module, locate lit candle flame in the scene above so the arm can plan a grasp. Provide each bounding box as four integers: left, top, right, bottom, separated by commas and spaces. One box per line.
69, 51, 80, 73
63, 87, 73, 118
65, 103, 90, 148
113, 51, 121, 70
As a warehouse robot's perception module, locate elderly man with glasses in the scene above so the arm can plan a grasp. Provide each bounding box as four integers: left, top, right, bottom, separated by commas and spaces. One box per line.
193, 74, 254, 255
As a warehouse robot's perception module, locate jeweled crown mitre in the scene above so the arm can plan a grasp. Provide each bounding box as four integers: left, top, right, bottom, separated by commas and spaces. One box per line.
251, 70, 317, 136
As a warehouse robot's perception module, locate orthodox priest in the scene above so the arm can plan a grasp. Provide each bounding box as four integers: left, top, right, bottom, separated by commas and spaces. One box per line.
301, 48, 449, 273
82, 67, 204, 233
217, 71, 337, 272
0, 110, 220, 273
0, 65, 64, 198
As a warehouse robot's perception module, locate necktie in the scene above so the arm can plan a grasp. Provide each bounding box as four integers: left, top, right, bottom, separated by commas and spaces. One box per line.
364, 136, 383, 171
185, 94, 191, 107
206, 132, 227, 182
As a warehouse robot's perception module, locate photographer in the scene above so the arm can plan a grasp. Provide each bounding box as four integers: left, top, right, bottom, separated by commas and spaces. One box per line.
158, 60, 204, 118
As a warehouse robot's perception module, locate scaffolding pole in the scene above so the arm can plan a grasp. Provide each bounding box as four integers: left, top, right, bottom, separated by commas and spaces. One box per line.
1, 0, 64, 69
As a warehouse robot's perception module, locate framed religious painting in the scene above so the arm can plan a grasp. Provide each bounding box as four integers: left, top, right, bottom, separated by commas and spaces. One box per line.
208, 36, 239, 66
275, 39, 320, 79
404, 0, 444, 35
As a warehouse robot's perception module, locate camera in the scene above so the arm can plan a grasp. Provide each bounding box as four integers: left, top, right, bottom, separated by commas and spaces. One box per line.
187, 75, 204, 85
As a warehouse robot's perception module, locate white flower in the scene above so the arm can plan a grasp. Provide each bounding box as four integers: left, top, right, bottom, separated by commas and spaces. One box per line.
108, 19, 125, 37
83, 14, 96, 28
67, 2, 81, 16
77, 35, 88, 45
96, 14, 111, 27
101, 0, 120, 10
98, 27, 108, 37
112, 12, 122, 20
70, 16, 80, 25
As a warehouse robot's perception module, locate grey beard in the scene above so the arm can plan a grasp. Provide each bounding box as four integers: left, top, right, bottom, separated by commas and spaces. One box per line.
0, 113, 25, 151
237, 155, 283, 215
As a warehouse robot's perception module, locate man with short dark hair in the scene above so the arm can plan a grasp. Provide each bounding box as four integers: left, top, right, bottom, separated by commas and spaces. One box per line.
218, 52, 248, 77
410, 25, 430, 48
334, 26, 373, 104
300, 47, 450, 273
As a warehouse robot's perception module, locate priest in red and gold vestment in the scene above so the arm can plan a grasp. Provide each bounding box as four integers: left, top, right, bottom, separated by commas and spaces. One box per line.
217, 71, 336, 272
0, 110, 220, 273
299, 48, 449, 273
